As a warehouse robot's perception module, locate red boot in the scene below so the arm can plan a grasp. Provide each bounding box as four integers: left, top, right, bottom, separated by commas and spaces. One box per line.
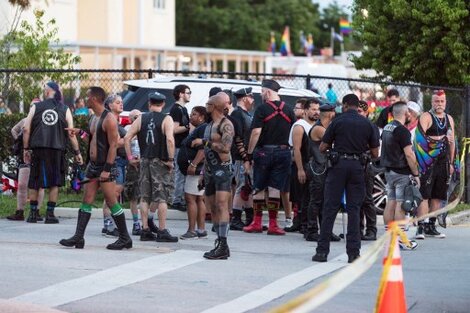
243, 211, 263, 233
267, 210, 285, 235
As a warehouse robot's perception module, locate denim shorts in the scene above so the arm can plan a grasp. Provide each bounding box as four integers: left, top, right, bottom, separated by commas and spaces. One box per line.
385, 170, 410, 202
253, 146, 291, 192
115, 157, 128, 185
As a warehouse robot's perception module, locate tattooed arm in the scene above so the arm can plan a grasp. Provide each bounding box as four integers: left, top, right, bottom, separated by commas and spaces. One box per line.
210, 119, 234, 154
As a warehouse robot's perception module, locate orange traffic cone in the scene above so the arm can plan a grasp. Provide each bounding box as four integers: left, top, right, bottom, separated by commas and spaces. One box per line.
375, 235, 407, 313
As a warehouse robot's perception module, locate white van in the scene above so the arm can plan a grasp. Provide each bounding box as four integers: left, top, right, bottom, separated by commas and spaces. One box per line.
121, 75, 321, 124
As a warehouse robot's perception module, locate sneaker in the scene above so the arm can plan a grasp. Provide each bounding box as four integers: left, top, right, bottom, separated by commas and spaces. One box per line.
180, 231, 198, 240
197, 230, 208, 239
156, 229, 178, 242
284, 218, 293, 228
399, 239, 418, 250
140, 228, 157, 241
104, 228, 119, 237
132, 223, 142, 236
7, 210, 24, 221
415, 224, 425, 240
424, 223, 446, 238
101, 227, 108, 235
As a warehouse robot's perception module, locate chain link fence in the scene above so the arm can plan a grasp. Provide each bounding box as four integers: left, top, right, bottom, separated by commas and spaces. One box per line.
0, 68, 469, 201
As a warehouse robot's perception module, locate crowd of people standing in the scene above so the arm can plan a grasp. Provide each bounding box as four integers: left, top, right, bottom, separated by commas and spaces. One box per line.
5, 79, 455, 262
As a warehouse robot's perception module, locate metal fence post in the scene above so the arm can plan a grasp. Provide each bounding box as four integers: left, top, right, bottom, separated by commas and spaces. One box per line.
306, 74, 311, 90
148, 69, 153, 79
465, 85, 470, 203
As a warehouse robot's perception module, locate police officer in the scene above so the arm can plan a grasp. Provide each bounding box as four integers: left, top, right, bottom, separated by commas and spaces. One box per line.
312, 94, 380, 263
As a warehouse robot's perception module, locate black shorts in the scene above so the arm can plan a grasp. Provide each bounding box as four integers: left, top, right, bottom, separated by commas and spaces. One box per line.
85, 161, 117, 181
204, 163, 233, 196
419, 160, 449, 200
28, 148, 66, 190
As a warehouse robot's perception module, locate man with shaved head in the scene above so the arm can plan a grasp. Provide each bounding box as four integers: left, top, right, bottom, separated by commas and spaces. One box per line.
202, 94, 235, 259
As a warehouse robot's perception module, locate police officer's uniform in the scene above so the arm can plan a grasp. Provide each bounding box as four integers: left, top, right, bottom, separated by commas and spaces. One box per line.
312, 94, 380, 263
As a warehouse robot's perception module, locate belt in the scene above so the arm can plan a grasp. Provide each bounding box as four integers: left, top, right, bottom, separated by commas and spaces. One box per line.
339, 153, 360, 160
262, 145, 290, 150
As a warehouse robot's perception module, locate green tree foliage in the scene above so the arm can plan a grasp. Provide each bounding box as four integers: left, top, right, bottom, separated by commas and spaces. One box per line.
352, 0, 470, 86
176, 0, 321, 54
0, 9, 81, 111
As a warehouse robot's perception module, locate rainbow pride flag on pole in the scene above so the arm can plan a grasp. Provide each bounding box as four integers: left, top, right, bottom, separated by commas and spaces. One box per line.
280, 26, 291, 56
339, 18, 352, 34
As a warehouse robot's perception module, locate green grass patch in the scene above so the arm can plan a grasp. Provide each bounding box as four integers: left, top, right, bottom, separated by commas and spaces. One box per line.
0, 189, 131, 218
449, 203, 470, 215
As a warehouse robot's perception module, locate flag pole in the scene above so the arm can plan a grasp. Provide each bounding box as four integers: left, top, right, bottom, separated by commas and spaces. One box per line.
330, 27, 334, 56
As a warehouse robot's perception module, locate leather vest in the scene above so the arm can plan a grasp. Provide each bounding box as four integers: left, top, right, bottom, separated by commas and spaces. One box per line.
30, 99, 68, 150
138, 111, 169, 160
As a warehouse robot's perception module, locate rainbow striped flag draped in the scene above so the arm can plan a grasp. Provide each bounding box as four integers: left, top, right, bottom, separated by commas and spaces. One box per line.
280, 26, 291, 56
414, 122, 448, 174
339, 18, 352, 34
268, 32, 276, 55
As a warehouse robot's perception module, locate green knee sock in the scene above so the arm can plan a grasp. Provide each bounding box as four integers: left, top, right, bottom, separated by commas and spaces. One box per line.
110, 203, 124, 216
80, 203, 93, 213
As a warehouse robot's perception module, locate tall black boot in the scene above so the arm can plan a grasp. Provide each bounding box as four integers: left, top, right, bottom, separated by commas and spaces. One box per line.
107, 213, 133, 250
203, 237, 230, 260
244, 207, 254, 226
230, 210, 245, 231
59, 210, 91, 249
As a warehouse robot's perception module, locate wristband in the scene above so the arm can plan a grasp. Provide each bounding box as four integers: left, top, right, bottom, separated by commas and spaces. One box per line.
127, 155, 133, 161
246, 153, 253, 162
412, 173, 420, 177
190, 162, 197, 168
73, 149, 81, 156
103, 162, 113, 172
168, 158, 174, 162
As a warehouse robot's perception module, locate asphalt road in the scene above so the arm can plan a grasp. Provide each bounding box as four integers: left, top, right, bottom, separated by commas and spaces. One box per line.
0, 215, 469, 313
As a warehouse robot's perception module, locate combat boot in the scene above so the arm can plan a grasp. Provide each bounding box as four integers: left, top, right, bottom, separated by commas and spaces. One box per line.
107, 213, 132, 250
267, 210, 285, 235
243, 211, 263, 233
59, 210, 91, 249
203, 237, 230, 260
229, 210, 245, 231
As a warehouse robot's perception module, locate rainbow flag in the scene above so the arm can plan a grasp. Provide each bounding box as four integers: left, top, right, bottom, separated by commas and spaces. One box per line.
268, 31, 276, 55
280, 26, 291, 56
339, 18, 352, 34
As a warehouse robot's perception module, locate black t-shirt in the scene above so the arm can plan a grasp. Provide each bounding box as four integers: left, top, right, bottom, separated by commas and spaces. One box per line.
251, 100, 295, 146
323, 109, 380, 154
381, 121, 412, 175
169, 103, 189, 148
177, 123, 207, 176
376, 106, 393, 129
229, 109, 251, 160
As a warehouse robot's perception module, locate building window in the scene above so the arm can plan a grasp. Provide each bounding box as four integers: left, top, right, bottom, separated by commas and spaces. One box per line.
153, 0, 165, 10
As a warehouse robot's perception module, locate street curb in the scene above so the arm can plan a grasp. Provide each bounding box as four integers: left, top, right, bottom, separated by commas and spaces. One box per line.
446, 209, 470, 226
0, 299, 67, 313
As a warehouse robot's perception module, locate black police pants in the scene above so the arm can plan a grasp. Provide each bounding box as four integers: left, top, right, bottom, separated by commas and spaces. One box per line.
316, 160, 366, 256
360, 166, 377, 235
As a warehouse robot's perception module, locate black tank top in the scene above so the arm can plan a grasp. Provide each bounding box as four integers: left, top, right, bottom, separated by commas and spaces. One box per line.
30, 99, 68, 150
425, 112, 449, 136
94, 110, 111, 165
138, 111, 169, 160
116, 124, 127, 158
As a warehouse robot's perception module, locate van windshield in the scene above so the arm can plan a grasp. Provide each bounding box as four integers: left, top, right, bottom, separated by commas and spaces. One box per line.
123, 87, 174, 113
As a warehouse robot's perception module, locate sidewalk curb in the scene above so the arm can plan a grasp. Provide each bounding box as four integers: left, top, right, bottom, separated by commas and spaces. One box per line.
0, 299, 66, 313
446, 209, 470, 226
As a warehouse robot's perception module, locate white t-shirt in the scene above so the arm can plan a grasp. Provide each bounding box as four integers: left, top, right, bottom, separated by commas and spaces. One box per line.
288, 119, 313, 147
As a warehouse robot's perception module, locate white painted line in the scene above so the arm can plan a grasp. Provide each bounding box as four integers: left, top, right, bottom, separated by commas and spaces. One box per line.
12, 250, 203, 307
201, 253, 349, 313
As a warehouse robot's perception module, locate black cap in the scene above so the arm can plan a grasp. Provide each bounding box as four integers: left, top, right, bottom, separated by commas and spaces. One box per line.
209, 87, 222, 97
148, 91, 166, 101
261, 79, 281, 92
319, 103, 336, 112
233, 87, 253, 97
342, 94, 359, 107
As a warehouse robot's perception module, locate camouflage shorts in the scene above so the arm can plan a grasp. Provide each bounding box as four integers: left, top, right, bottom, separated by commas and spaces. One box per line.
124, 164, 140, 201
139, 158, 174, 204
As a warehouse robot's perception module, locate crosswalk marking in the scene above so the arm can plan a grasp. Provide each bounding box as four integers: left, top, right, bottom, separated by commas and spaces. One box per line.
12, 249, 203, 307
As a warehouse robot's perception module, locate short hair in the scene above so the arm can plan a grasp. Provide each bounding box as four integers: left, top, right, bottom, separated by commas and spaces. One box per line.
296, 98, 308, 107
304, 98, 320, 110
104, 93, 120, 110
209, 87, 222, 97
342, 94, 359, 107
192, 106, 207, 122
386, 89, 399, 98
173, 84, 190, 101
328, 83, 333, 89
74, 97, 83, 105
392, 101, 408, 117
88, 87, 106, 103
